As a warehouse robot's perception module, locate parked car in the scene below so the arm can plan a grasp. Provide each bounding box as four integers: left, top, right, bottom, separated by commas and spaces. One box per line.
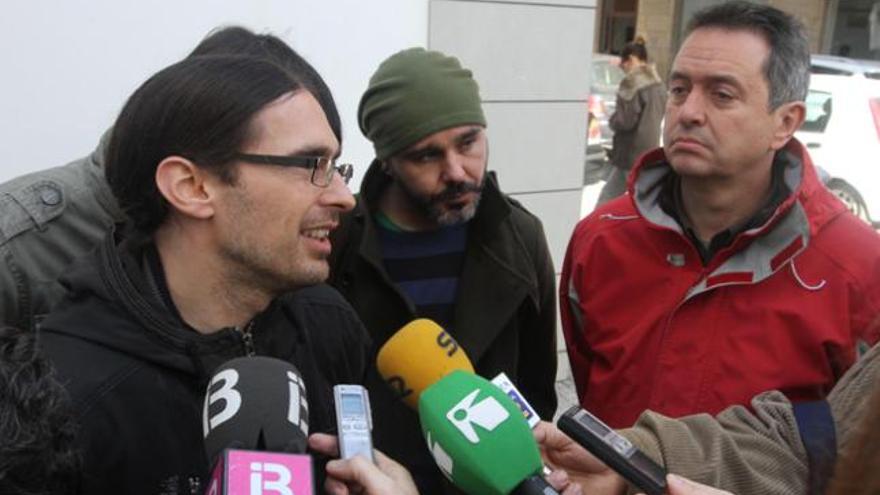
810, 54, 880, 80
795, 56, 880, 227
585, 54, 623, 181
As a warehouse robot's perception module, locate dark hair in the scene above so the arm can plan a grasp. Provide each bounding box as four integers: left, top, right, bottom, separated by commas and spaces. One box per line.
621, 36, 648, 62
189, 26, 341, 142
0, 326, 80, 494
105, 55, 305, 234
685, 0, 810, 109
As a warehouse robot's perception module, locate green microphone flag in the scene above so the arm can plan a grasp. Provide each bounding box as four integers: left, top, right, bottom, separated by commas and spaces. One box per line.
418, 370, 543, 495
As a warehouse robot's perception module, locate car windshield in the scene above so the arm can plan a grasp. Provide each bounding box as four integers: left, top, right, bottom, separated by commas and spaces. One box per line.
801, 90, 833, 133
811, 65, 853, 76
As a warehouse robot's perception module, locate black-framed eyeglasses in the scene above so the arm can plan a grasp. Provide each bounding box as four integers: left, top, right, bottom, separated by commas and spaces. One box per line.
233, 153, 353, 187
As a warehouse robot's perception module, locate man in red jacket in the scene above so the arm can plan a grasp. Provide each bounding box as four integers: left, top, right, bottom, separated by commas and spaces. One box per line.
561, 0, 880, 428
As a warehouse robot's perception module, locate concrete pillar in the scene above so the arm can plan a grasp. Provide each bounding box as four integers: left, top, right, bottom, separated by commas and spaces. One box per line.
770, 0, 829, 53
635, 0, 678, 78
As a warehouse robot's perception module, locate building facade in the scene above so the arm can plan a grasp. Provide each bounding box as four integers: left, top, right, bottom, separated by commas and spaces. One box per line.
595, 0, 880, 78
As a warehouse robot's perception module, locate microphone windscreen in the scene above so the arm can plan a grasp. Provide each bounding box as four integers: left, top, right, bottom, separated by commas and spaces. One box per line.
418, 370, 543, 495
376, 318, 474, 409
202, 356, 309, 464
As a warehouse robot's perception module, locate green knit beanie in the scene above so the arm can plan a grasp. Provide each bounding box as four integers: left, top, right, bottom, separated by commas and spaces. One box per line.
358, 47, 486, 160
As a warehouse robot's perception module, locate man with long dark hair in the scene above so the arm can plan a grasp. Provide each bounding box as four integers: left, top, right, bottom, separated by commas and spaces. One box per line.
0, 27, 342, 332
34, 34, 370, 494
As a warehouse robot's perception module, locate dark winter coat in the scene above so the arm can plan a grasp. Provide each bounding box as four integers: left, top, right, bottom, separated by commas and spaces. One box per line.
40, 231, 372, 495
328, 161, 557, 493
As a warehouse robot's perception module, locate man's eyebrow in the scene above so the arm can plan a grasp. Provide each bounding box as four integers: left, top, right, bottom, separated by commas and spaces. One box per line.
668, 71, 689, 82
288, 145, 340, 159
705, 74, 745, 91
455, 127, 482, 144
402, 143, 443, 158
668, 70, 744, 91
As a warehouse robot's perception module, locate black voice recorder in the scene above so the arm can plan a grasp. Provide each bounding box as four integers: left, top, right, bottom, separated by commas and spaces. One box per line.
557, 406, 667, 495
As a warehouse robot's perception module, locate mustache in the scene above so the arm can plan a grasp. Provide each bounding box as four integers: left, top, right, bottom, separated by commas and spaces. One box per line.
301, 212, 341, 228
433, 181, 483, 202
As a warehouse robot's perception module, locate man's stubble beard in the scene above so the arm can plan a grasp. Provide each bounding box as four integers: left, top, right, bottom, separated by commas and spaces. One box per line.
400, 179, 483, 227
221, 239, 325, 296
392, 158, 488, 227
218, 191, 326, 299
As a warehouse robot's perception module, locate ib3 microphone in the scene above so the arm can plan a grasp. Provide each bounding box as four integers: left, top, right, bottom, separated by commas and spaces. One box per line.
201, 356, 314, 495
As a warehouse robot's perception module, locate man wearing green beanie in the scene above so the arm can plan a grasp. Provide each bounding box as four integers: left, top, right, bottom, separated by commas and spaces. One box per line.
329, 47, 558, 493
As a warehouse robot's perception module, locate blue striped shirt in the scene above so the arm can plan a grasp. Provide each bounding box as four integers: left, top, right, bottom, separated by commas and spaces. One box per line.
376, 213, 467, 331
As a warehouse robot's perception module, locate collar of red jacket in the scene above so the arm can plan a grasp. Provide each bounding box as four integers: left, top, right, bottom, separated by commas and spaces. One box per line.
625, 138, 845, 296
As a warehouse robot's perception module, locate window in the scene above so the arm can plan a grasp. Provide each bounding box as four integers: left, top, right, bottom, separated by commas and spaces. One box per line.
591, 60, 624, 88
801, 90, 833, 133
810, 65, 853, 76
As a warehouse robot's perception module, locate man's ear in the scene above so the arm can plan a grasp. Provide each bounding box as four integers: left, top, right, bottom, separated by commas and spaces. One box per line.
770, 101, 806, 151
155, 156, 217, 220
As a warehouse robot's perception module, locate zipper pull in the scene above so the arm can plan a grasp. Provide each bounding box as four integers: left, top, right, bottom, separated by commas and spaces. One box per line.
237, 320, 256, 356
188, 476, 201, 495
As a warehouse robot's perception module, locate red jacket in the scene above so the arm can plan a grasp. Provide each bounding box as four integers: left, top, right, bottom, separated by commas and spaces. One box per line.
560, 140, 880, 428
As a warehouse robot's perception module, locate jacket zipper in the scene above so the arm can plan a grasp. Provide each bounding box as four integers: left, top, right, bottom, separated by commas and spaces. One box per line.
236, 320, 256, 356
646, 264, 708, 406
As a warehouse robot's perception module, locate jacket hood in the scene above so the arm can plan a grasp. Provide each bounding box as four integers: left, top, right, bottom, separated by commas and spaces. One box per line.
619, 138, 847, 296
618, 64, 663, 101
627, 138, 843, 236
41, 231, 258, 379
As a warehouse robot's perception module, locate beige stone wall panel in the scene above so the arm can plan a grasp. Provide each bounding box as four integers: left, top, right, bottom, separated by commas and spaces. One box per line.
635, 0, 677, 78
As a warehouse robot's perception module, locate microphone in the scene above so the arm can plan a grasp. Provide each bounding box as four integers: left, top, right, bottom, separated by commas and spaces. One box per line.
376, 318, 474, 409
491, 372, 541, 429
418, 370, 559, 495
201, 356, 313, 495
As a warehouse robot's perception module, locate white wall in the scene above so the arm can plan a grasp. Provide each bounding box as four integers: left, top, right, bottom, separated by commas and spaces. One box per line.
429, 0, 594, 267
2, 0, 592, 416
428, 0, 595, 417
0, 0, 429, 186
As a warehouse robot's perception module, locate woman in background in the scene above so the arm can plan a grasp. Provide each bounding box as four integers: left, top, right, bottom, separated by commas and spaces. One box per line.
596, 37, 666, 206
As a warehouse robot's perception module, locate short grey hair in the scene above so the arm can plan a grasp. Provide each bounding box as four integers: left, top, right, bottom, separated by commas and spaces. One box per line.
686, 0, 810, 109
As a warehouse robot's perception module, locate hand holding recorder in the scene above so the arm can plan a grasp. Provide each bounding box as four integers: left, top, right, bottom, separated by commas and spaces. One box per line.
309, 433, 419, 495
557, 406, 666, 495
533, 421, 626, 495
534, 408, 674, 495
